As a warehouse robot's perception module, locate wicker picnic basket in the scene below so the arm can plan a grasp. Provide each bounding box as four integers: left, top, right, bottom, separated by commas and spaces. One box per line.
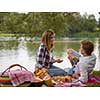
0, 64, 31, 87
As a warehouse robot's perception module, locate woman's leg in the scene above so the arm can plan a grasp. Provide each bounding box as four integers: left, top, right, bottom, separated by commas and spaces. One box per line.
48, 64, 67, 76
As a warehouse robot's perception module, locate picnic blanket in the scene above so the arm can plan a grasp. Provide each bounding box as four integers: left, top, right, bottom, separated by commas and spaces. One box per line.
54, 75, 100, 87
8, 69, 35, 86
88, 75, 100, 84
55, 80, 87, 87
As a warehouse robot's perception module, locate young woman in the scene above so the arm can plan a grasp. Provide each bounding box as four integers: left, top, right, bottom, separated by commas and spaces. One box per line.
35, 29, 67, 76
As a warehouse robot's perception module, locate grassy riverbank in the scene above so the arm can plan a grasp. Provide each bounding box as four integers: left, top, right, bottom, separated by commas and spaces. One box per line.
0, 33, 15, 37
0, 31, 100, 38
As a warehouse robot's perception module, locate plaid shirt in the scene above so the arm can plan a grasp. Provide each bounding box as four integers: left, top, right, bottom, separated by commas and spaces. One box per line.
35, 43, 52, 68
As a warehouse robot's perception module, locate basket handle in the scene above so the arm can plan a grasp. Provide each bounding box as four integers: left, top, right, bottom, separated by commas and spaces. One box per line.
1, 64, 28, 77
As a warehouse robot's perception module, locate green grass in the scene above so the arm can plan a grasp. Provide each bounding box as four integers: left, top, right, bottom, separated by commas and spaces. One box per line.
87, 71, 100, 87
92, 71, 100, 76
0, 33, 15, 37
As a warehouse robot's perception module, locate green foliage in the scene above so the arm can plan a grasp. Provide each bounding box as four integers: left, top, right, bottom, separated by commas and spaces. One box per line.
0, 12, 99, 38
92, 71, 100, 76
73, 31, 100, 38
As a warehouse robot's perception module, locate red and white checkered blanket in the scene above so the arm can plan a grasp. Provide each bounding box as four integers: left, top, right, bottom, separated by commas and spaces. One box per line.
8, 69, 35, 86
54, 75, 100, 87
55, 80, 87, 87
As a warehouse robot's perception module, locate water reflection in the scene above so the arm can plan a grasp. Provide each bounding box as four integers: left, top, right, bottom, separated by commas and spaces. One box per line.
0, 38, 100, 72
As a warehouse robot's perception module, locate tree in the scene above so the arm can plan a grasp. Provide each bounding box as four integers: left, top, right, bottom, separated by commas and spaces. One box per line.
81, 13, 97, 32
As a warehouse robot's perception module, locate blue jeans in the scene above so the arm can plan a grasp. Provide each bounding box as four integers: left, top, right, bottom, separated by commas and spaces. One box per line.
64, 64, 78, 75
48, 65, 67, 76
64, 58, 78, 75
64, 67, 75, 75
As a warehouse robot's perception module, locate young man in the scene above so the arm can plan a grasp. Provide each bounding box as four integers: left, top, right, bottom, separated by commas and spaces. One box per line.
67, 40, 96, 83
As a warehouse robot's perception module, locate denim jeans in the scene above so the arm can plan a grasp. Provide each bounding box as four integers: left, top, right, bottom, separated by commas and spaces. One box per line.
64, 67, 75, 75
64, 64, 78, 75
48, 64, 67, 76
64, 59, 78, 75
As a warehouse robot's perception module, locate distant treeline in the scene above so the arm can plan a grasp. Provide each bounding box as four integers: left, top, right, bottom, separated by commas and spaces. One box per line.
0, 12, 100, 37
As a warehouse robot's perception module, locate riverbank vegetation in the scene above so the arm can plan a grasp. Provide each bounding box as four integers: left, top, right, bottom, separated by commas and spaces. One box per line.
0, 12, 100, 38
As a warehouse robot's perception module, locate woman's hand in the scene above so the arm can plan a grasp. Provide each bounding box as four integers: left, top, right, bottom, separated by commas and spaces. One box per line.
50, 59, 63, 63
56, 59, 63, 63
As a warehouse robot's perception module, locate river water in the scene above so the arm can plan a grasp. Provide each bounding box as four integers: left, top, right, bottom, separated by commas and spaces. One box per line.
0, 37, 100, 72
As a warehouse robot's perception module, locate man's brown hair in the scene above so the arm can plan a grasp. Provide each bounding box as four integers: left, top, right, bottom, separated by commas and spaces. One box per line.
80, 40, 94, 55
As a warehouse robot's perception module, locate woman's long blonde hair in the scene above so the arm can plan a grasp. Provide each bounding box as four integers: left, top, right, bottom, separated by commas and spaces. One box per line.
41, 29, 55, 51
